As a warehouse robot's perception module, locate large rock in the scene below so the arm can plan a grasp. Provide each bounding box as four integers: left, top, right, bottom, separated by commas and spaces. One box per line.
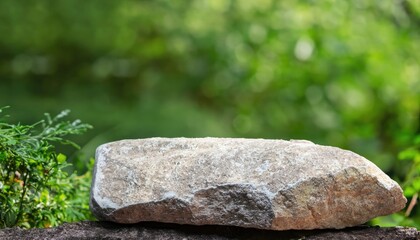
90, 138, 406, 230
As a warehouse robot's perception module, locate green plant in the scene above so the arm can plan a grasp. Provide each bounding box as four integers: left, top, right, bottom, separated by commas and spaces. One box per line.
371, 135, 420, 228
400, 135, 420, 197
63, 157, 96, 223
0, 107, 93, 228
399, 135, 420, 226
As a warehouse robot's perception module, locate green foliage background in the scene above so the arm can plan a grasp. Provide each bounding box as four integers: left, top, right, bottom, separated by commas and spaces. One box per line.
0, 0, 419, 227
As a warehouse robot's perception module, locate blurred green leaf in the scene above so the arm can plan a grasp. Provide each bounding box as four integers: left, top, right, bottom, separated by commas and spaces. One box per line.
399, 149, 419, 161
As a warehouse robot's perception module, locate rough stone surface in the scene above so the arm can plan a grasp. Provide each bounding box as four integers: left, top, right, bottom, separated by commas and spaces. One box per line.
90, 137, 407, 230
1, 222, 419, 240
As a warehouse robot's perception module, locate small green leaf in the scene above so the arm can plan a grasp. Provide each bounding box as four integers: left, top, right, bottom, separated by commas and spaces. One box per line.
4, 211, 17, 227
404, 186, 416, 197
58, 194, 66, 201
20, 221, 31, 229
6, 139, 17, 145
398, 149, 418, 161
56, 153, 67, 164
412, 178, 420, 191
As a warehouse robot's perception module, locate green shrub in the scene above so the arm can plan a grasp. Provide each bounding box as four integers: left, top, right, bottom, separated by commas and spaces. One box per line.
399, 136, 420, 199
372, 135, 420, 228
0, 107, 94, 228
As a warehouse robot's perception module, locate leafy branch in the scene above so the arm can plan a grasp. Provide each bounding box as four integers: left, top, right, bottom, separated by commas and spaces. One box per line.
0, 107, 93, 228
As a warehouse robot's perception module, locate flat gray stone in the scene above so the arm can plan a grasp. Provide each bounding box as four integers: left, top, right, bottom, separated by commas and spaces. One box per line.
1, 222, 419, 240
90, 138, 406, 230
